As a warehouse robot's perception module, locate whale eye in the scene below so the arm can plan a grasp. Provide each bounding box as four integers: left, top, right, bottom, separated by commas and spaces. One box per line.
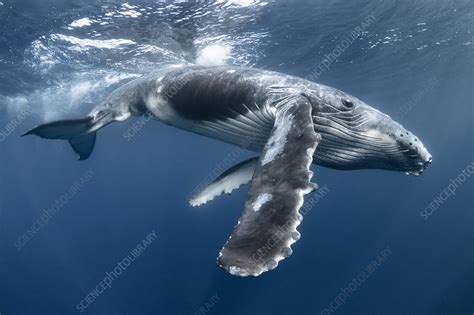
341, 99, 354, 108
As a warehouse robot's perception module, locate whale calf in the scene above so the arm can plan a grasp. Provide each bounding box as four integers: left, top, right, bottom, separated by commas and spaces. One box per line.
24, 65, 432, 276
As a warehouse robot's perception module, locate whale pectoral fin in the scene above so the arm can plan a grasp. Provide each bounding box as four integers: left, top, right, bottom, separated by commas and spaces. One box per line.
189, 157, 259, 207
217, 95, 321, 277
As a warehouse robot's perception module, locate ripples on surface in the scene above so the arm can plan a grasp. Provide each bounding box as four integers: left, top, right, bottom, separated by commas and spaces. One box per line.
0, 0, 272, 119
0, 0, 472, 121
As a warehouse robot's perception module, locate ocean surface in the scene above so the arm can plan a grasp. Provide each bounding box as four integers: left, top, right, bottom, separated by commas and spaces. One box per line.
0, 0, 473, 314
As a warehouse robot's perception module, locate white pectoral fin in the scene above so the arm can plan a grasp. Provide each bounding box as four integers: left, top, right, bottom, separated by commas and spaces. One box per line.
189, 157, 259, 207
217, 94, 321, 277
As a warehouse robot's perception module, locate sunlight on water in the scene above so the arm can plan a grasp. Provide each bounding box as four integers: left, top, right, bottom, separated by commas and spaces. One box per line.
196, 44, 232, 66
1, 0, 271, 120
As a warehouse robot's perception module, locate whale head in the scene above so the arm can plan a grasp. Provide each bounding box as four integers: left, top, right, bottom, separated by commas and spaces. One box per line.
306, 86, 432, 175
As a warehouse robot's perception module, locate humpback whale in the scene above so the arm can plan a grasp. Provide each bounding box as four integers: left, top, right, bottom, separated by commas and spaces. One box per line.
23, 65, 432, 277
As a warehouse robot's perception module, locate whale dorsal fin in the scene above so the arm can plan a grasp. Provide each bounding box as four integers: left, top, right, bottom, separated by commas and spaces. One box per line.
217, 94, 321, 276
189, 157, 258, 207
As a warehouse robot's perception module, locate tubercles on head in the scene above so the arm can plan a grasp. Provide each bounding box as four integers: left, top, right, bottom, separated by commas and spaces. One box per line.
308, 86, 432, 174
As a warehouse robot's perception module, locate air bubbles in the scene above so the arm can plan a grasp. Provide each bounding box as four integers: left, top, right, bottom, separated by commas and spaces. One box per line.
196, 44, 232, 66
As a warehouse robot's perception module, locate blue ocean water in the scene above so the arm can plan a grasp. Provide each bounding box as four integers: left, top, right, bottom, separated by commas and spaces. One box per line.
0, 0, 473, 314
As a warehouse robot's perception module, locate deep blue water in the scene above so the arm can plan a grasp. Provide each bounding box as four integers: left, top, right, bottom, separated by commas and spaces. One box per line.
1, 0, 473, 314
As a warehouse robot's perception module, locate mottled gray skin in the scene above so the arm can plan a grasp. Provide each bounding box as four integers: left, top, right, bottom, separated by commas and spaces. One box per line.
218, 96, 320, 276
24, 64, 434, 277
92, 65, 432, 174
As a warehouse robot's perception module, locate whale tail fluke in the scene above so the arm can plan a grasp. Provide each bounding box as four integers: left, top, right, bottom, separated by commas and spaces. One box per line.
22, 116, 97, 160
68, 132, 97, 160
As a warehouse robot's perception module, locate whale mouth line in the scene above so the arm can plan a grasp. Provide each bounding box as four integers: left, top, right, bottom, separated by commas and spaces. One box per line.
405, 155, 432, 176
312, 118, 432, 174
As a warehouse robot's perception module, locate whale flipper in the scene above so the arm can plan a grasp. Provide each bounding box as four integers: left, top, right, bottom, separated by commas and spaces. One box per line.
189, 157, 258, 207
217, 95, 321, 277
